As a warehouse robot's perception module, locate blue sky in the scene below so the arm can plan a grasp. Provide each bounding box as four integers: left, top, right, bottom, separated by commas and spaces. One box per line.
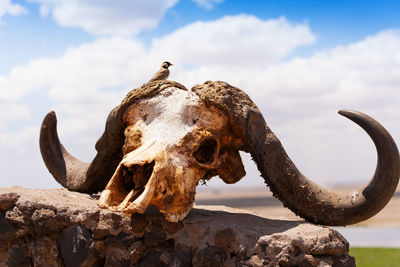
2, 0, 400, 73
0, 0, 399, 190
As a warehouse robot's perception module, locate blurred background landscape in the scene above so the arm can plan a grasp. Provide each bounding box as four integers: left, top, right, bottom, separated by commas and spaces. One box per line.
196, 186, 400, 229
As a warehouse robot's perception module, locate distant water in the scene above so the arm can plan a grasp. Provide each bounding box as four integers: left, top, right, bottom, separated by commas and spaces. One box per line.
334, 227, 400, 248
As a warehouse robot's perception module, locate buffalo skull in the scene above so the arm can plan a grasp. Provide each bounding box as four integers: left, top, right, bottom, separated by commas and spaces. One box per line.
40, 80, 400, 225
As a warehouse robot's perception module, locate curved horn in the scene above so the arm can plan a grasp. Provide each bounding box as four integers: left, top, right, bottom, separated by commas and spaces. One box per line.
40, 81, 187, 193
40, 111, 90, 191
193, 81, 400, 226
40, 110, 123, 193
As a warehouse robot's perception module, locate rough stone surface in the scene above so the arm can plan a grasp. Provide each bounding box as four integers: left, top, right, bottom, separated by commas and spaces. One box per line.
0, 187, 355, 267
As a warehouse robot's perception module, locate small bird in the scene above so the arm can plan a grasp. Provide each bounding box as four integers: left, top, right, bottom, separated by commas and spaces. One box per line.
148, 61, 173, 83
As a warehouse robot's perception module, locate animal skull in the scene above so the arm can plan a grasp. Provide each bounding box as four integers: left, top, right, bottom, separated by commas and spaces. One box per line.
98, 88, 245, 222
40, 80, 400, 226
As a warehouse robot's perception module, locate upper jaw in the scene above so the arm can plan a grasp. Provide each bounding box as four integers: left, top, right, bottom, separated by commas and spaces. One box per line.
98, 160, 196, 222
98, 160, 156, 214
97, 142, 198, 222
98, 142, 163, 213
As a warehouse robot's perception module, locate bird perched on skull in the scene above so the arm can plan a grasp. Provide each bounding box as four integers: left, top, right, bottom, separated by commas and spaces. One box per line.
148, 61, 173, 83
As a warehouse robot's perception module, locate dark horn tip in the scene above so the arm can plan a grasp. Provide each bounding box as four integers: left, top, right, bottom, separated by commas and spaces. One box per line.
42, 111, 57, 125
338, 109, 361, 119
337, 109, 380, 130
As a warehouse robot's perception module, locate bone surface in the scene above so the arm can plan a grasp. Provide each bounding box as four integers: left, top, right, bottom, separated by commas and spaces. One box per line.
99, 87, 244, 222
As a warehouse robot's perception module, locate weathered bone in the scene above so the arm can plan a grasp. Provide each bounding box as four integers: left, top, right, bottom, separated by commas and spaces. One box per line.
96, 86, 241, 222
40, 79, 399, 225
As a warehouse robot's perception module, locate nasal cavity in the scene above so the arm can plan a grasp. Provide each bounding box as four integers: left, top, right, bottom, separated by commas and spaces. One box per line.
120, 161, 155, 192
193, 139, 218, 165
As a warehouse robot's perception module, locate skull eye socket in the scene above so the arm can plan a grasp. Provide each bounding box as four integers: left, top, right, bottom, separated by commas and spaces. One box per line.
193, 139, 218, 165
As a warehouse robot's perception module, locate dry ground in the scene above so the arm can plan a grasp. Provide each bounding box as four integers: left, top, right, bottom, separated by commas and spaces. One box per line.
195, 187, 400, 228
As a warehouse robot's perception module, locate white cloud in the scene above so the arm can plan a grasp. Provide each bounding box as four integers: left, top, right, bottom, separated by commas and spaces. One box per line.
0, 15, 399, 190
151, 15, 316, 69
0, 126, 36, 150
250, 30, 400, 116
193, 0, 224, 9
0, 37, 151, 156
0, 0, 27, 21
29, 0, 178, 35
0, 102, 30, 130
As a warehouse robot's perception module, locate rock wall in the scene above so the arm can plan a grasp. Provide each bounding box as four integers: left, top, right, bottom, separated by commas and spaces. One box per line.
0, 187, 355, 266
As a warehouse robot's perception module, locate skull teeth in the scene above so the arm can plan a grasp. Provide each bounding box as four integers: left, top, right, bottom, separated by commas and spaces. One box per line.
116, 188, 144, 210
98, 161, 155, 213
